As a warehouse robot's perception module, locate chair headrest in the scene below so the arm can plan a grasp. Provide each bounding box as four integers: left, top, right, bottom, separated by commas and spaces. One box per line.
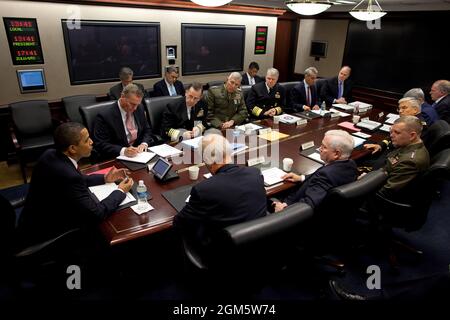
224, 202, 313, 247
329, 169, 387, 200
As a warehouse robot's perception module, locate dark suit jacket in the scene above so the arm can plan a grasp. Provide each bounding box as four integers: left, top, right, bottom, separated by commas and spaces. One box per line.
18, 149, 125, 246
290, 81, 320, 112
321, 76, 353, 107
160, 98, 208, 139
421, 102, 439, 126
240, 73, 264, 86
93, 102, 154, 160
109, 82, 146, 101
246, 82, 286, 119
153, 79, 185, 97
434, 95, 450, 124
285, 160, 358, 208
173, 164, 267, 250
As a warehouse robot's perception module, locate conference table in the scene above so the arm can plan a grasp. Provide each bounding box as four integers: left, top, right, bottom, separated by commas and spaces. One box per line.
83, 107, 390, 246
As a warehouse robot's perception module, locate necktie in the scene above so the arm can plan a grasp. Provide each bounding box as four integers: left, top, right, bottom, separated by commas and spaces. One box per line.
126, 112, 137, 145
169, 84, 176, 96
251, 77, 255, 86
338, 81, 343, 99
306, 86, 311, 106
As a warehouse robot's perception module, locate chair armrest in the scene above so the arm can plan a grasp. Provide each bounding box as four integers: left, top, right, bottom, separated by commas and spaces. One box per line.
375, 192, 412, 210
9, 125, 20, 150
182, 238, 208, 271
15, 228, 80, 258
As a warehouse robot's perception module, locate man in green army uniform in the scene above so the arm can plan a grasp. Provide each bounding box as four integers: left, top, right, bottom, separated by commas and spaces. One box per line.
378, 115, 430, 201
206, 72, 248, 129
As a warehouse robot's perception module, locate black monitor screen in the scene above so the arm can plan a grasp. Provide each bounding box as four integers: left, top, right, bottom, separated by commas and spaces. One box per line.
310, 41, 327, 58
61, 20, 161, 85
182, 24, 245, 76
17, 69, 46, 93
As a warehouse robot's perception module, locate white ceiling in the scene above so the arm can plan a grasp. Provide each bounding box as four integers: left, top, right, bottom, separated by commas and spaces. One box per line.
232, 0, 450, 11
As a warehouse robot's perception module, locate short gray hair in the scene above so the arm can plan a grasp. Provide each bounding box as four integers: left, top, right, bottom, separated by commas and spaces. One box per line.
122, 83, 144, 98
266, 68, 279, 78
304, 67, 318, 77
166, 66, 178, 74
434, 80, 450, 94
201, 131, 232, 165
119, 67, 133, 80
394, 115, 423, 136
228, 72, 242, 82
398, 97, 421, 112
324, 129, 354, 159
404, 88, 425, 101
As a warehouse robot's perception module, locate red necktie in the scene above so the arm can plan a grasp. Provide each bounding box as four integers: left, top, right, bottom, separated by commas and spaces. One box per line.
126, 112, 137, 145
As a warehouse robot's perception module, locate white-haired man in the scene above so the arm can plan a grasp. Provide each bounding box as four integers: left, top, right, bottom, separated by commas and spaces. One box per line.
430, 80, 450, 124
272, 130, 358, 212
173, 132, 267, 251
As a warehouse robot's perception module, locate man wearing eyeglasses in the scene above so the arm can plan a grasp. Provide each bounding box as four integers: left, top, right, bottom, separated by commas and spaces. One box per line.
153, 66, 185, 97
161, 82, 208, 141
206, 72, 248, 129
94, 84, 154, 160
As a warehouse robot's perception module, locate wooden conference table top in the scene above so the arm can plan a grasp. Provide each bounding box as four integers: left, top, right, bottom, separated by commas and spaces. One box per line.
83, 108, 389, 246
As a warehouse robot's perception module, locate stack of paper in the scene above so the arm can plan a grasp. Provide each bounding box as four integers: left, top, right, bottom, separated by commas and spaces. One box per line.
278, 114, 302, 124
311, 109, 331, 117
258, 131, 289, 141
149, 144, 183, 157
89, 183, 135, 206
352, 136, 366, 148
380, 124, 392, 132
307, 152, 325, 164
332, 103, 354, 111
235, 123, 262, 132
231, 143, 248, 155
330, 108, 351, 117
385, 113, 400, 124
181, 136, 203, 149
117, 152, 156, 164
338, 121, 361, 132
261, 167, 286, 186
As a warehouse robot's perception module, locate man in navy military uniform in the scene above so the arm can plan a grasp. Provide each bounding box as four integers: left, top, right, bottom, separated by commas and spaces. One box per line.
246, 68, 286, 119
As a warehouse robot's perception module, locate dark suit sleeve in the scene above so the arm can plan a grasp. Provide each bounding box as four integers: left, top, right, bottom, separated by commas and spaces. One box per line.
344, 80, 353, 102
290, 86, 305, 112
286, 171, 333, 209
93, 113, 123, 159
84, 174, 105, 187
246, 86, 258, 113
173, 186, 207, 232
321, 80, 335, 107
69, 174, 126, 220
153, 81, 164, 97
109, 85, 120, 101
160, 103, 179, 139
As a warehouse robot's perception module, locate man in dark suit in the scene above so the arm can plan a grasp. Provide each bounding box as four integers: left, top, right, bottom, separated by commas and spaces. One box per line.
430, 79, 450, 124
18, 122, 133, 247
272, 130, 357, 211
94, 83, 154, 160
241, 61, 264, 86
173, 133, 267, 252
161, 82, 208, 142
153, 66, 185, 97
109, 67, 146, 101
246, 68, 285, 119
321, 66, 353, 108
404, 88, 439, 126
290, 67, 321, 112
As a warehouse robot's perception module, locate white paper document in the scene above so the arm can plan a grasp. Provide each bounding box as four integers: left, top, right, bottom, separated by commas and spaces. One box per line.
352, 136, 366, 148
89, 183, 136, 206
380, 124, 392, 132
332, 103, 354, 111
278, 114, 302, 124
149, 144, 183, 158
352, 132, 371, 139
385, 114, 400, 124
330, 108, 351, 117
181, 136, 203, 149
349, 101, 373, 109
235, 123, 262, 131
261, 167, 286, 186
307, 152, 325, 164
231, 143, 248, 155
116, 151, 156, 164
311, 109, 331, 117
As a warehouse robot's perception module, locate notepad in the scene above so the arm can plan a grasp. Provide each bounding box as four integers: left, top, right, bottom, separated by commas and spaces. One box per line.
338, 121, 361, 132
278, 114, 302, 124
352, 136, 366, 148
116, 151, 156, 164
235, 123, 263, 131
231, 143, 248, 155
149, 144, 183, 158
181, 136, 203, 149
307, 152, 325, 164
87, 166, 114, 176
261, 167, 286, 186
258, 131, 289, 141
89, 183, 136, 206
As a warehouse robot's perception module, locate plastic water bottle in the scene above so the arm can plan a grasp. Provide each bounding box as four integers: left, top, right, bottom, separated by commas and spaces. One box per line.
321, 101, 326, 111
354, 103, 360, 115
136, 180, 148, 210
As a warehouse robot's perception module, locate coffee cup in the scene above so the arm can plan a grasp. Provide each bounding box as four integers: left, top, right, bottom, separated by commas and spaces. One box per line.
352, 115, 361, 124
188, 166, 200, 180
273, 115, 280, 124
283, 158, 294, 172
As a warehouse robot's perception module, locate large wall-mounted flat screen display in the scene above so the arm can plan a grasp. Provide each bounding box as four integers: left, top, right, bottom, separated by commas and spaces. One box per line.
61, 20, 161, 85
182, 24, 245, 76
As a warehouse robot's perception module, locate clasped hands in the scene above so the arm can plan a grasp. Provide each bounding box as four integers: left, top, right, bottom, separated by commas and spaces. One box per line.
105, 166, 133, 193
263, 108, 277, 117
363, 143, 382, 154
221, 120, 235, 129
124, 143, 147, 157
303, 105, 320, 111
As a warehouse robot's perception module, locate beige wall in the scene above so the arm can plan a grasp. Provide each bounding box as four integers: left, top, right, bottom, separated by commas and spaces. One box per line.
294, 19, 349, 78
0, 0, 277, 105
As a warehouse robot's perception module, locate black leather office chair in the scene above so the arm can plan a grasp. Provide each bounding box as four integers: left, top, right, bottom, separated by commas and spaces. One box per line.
207, 80, 224, 89
367, 148, 450, 268
183, 82, 192, 90
79, 101, 116, 135
422, 120, 450, 157
145, 87, 155, 98
62, 94, 97, 124
144, 95, 184, 142
183, 202, 314, 274
241, 85, 252, 102
9, 100, 55, 183
315, 78, 327, 102
278, 81, 300, 112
